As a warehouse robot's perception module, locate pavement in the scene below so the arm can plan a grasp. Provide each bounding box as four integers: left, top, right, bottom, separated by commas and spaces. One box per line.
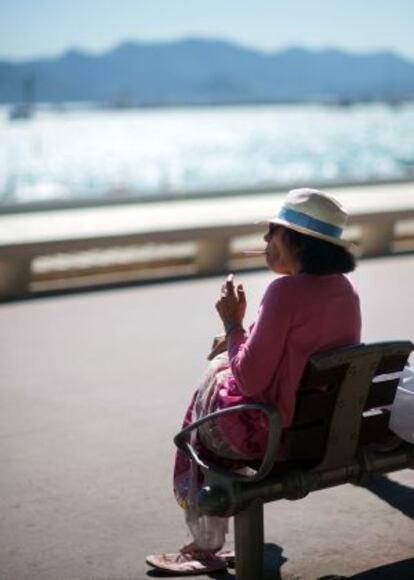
0, 254, 413, 580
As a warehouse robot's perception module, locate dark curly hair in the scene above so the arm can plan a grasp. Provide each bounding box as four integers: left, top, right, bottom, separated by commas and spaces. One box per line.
283, 228, 356, 275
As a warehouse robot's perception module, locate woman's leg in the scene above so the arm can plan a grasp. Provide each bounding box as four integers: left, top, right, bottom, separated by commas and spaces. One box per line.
173, 393, 229, 552
183, 512, 229, 552
147, 359, 236, 572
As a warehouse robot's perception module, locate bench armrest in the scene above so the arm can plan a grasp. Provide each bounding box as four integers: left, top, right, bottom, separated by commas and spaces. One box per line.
173, 403, 281, 482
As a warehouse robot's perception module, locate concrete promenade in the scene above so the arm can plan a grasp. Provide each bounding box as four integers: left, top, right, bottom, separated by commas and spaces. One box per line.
0, 255, 413, 580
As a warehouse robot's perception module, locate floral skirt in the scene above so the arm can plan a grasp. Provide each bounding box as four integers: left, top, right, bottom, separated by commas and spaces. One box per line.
173, 354, 269, 548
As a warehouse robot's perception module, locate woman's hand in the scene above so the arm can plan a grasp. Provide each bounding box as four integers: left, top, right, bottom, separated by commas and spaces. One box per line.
207, 334, 227, 360
215, 273, 247, 331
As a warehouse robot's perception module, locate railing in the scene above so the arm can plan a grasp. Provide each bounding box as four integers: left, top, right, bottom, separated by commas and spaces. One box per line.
0, 181, 413, 299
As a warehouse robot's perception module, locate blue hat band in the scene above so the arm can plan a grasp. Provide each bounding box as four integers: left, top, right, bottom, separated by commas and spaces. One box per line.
278, 207, 343, 238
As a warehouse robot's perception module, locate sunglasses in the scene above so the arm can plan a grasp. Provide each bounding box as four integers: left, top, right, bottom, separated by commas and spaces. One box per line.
266, 223, 281, 237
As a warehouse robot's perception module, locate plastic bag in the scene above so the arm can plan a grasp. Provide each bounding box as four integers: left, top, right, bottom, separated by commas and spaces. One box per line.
389, 366, 414, 443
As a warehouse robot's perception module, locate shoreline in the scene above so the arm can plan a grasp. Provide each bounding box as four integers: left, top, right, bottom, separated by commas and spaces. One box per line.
1, 175, 414, 216
2, 96, 414, 111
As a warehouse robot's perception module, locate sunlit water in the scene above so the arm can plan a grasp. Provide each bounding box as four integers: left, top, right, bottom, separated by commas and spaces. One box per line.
1, 102, 414, 204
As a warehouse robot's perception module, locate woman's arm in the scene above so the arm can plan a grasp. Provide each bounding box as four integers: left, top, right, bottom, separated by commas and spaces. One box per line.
226, 278, 293, 398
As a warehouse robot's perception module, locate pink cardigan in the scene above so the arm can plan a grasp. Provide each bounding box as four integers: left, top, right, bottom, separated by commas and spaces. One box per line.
227, 273, 361, 428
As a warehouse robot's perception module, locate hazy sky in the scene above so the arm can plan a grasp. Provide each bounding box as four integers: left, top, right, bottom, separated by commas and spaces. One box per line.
2, 0, 414, 61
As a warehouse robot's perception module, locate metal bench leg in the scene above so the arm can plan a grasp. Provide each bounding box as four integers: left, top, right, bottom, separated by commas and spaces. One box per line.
234, 499, 264, 580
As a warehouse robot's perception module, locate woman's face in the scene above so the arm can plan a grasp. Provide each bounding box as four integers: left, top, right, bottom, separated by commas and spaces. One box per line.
264, 224, 300, 275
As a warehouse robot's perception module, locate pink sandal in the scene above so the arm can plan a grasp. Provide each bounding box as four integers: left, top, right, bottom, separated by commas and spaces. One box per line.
146, 551, 227, 575
216, 549, 235, 566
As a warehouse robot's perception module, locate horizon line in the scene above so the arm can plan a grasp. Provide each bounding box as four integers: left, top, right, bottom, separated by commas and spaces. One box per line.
1, 35, 412, 64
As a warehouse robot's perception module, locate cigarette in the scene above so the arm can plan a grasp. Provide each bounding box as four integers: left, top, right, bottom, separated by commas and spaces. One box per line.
242, 250, 266, 254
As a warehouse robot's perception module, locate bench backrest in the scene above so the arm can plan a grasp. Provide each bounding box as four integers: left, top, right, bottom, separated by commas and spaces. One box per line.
283, 341, 413, 469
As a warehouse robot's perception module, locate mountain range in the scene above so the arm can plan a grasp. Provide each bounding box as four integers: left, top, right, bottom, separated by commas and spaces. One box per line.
1, 38, 414, 105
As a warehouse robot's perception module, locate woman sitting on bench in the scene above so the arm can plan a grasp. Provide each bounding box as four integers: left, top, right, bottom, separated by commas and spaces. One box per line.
147, 188, 361, 575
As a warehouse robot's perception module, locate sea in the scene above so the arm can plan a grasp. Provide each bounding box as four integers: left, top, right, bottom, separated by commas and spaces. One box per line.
1, 102, 414, 206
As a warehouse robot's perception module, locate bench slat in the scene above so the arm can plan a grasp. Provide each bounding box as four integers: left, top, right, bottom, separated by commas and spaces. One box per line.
375, 353, 409, 374
364, 380, 399, 409
292, 381, 398, 427
360, 409, 391, 444
292, 389, 338, 425
283, 409, 394, 462
298, 364, 348, 390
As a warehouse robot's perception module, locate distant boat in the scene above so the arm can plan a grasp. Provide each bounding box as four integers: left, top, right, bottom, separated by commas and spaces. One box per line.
8, 74, 36, 121
109, 88, 140, 109
9, 103, 34, 120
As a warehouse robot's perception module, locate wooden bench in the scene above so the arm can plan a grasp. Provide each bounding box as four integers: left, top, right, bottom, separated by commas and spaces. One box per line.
174, 341, 414, 580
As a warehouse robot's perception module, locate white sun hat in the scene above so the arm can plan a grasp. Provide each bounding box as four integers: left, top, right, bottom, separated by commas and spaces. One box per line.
267, 188, 351, 247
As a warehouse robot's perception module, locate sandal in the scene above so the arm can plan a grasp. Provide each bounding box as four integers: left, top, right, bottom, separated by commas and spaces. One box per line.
146, 551, 227, 575
216, 549, 235, 567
